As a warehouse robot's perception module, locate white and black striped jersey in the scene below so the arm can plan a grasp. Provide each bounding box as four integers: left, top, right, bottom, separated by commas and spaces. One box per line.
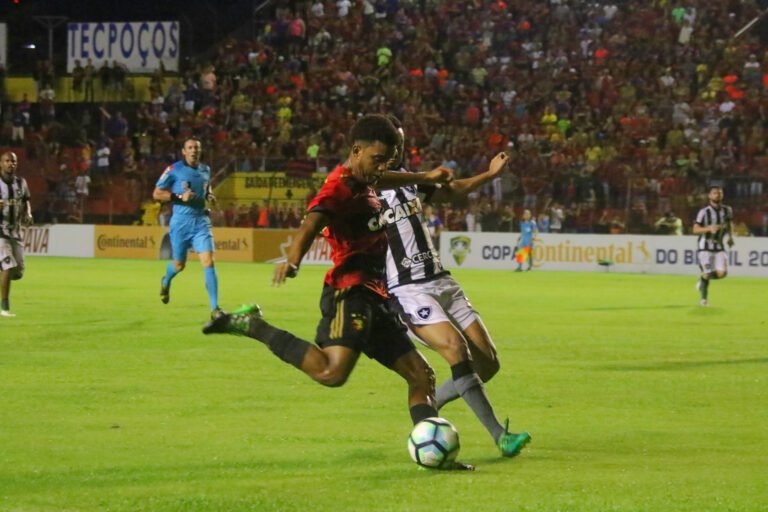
694, 203, 733, 252
0, 176, 31, 241
378, 172, 448, 289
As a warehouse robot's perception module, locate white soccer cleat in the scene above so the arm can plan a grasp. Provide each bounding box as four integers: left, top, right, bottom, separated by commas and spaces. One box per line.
1, 310, 16, 317
699, 299, 708, 307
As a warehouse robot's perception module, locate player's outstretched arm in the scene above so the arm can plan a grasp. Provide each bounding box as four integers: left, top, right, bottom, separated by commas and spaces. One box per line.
376, 166, 454, 189
431, 152, 509, 202
273, 211, 330, 286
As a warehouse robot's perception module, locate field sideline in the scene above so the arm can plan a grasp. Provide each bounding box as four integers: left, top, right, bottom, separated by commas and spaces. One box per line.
1, 257, 766, 512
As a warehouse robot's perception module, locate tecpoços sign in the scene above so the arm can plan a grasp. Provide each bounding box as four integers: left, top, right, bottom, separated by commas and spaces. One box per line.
67, 21, 179, 72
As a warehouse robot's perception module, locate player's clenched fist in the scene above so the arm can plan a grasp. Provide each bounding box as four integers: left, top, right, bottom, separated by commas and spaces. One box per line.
488, 152, 510, 176
424, 165, 454, 184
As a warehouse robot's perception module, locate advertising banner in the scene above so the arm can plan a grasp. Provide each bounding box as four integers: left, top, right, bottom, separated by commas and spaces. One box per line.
250, 229, 296, 262
66, 21, 179, 73
215, 172, 327, 203
95, 225, 257, 261
95, 225, 166, 259
440, 232, 768, 277
22, 225, 95, 258
209, 228, 254, 262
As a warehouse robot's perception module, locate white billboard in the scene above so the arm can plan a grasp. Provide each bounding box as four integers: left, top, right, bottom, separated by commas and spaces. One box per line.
66, 21, 179, 73
0, 23, 7, 69
440, 232, 768, 277
22, 225, 94, 258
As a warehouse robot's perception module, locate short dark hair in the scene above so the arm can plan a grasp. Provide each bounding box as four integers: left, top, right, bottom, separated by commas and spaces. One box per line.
708, 185, 722, 193
349, 114, 399, 148
182, 136, 202, 147
386, 114, 403, 130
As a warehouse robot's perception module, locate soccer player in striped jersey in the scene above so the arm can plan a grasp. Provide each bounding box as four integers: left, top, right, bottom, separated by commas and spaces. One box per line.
0, 152, 33, 318
692, 185, 734, 306
201, 115, 473, 469
378, 117, 531, 458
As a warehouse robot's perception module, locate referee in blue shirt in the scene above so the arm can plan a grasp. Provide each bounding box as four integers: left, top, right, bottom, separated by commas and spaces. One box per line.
153, 137, 221, 319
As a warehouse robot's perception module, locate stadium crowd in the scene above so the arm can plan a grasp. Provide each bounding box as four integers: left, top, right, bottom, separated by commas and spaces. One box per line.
3, 0, 768, 235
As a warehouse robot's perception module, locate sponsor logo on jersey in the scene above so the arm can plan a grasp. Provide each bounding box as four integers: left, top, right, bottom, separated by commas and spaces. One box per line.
401, 250, 439, 268
416, 306, 432, 320
350, 313, 366, 332
369, 197, 423, 230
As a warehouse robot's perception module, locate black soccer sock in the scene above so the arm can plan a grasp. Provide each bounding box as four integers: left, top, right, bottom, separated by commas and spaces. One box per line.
247, 319, 310, 369
1, 298, 8, 311
700, 277, 709, 300
410, 403, 439, 425
451, 361, 505, 442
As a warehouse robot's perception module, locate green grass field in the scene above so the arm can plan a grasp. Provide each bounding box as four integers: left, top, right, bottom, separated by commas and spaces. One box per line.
1, 257, 766, 512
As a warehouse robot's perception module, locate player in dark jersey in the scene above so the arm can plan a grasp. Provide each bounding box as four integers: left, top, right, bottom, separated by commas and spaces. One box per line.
378, 116, 530, 458
201, 115, 471, 469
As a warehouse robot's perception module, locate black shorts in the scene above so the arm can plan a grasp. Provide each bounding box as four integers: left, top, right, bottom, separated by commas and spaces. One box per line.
315, 284, 414, 368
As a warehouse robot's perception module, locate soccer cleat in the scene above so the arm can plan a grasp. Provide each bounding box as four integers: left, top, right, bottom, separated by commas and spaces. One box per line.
498, 419, 531, 458
699, 299, 708, 306
202, 304, 261, 335
1, 310, 16, 317
160, 277, 170, 304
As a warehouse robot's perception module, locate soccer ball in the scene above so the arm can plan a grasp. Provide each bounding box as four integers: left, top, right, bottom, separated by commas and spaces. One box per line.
407, 417, 460, 468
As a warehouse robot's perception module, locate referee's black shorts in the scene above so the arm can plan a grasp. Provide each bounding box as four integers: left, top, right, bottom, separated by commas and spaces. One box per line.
315, 284, 414, 368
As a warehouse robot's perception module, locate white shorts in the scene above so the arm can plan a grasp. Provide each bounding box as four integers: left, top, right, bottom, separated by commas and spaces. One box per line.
390, 275, 478, 331
698, 251, 727, 274
0, 238, 24, 277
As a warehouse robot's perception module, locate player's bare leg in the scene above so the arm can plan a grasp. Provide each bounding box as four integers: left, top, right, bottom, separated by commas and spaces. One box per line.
390, 349, 439, 422
461, 319, 500, 382
0, 269, 15, 317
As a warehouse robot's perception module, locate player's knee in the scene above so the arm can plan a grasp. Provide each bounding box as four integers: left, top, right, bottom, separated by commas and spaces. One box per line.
717, 271, 727, 278
476, 357, 500, 382
442, 335, 470, 361
174, 261, 186, 272
315, 368, 350, 388
405, 359, 436, 393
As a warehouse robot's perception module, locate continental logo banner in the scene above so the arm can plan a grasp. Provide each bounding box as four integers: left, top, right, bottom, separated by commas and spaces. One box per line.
95, 226, 258, 261
95, 226, 167, 259
215, 172, 328, 202
209, 228, 254, 262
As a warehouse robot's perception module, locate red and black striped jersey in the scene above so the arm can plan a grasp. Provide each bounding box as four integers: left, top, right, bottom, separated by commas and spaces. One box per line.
308, 165, 388, 291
